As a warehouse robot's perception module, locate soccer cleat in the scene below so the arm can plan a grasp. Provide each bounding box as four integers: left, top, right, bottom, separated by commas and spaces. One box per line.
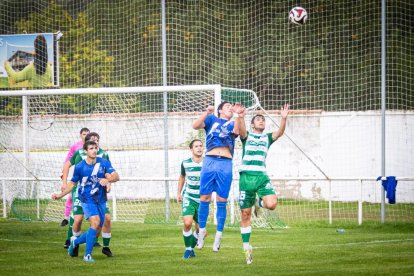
196, 233, 205, 249
68, 237, 77, 257
182, 249, 196, 259
72, 245, 79, 257
102, 246, 113, 257
94, 241, 102, 248
212, 237, 221, 252
60, 219, 69, 227
83, 254, 95, 263
64, 239, 70, 249
244, 246, 253, 265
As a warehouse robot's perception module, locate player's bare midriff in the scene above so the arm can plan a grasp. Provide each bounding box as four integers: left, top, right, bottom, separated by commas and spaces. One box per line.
206, 146, 232, 159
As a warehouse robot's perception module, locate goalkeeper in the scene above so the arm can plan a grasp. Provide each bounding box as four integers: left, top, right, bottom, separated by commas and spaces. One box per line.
238, 104, 289, 265
60, 127, 90, 233
177, 139, 204, 259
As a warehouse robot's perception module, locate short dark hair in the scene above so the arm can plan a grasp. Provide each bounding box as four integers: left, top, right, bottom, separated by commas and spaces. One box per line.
189, 139, 202, 149
85, 132, 100, 142
251, 114, 265, 125
80, 127, 90, 134
83, 140, 97, 151
217, 101, 231, 118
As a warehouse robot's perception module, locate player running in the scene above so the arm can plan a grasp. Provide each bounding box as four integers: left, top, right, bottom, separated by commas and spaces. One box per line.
61, 132, 114, 257
53, 140, 119, 262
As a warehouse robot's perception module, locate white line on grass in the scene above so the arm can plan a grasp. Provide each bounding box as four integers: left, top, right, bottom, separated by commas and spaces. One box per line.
1, 238, 413, 248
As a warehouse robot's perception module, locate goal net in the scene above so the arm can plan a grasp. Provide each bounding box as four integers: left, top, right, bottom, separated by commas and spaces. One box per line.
0, 0, 413, 226
0, 86, 286, 228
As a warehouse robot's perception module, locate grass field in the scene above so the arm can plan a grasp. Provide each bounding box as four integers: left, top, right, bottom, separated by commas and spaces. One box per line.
0, 219, 413, 275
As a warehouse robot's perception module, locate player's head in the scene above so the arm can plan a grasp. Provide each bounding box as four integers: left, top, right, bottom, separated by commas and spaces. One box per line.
83, 140, 98, 159
189, 139, 203, 158
251, 114, 266, 132
33, 34, 48, 75
85, 132, 100, 147
217, 101, 233, 119
79, 127, 90, 142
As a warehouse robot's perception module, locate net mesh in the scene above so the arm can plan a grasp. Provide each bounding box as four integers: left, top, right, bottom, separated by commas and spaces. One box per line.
0, 0, 413, 226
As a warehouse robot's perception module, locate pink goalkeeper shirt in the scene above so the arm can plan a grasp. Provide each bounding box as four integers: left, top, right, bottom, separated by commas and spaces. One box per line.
64, 140, 83, 163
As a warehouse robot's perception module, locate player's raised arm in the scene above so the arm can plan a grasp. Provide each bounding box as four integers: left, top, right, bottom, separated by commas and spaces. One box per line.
192, 105, 214, 130
272, 103, 289, 141
233, 103, 247, 138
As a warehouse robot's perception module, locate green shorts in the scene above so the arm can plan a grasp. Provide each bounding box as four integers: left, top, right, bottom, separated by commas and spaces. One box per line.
181, 198, 199, 222
238, 173, 276, 209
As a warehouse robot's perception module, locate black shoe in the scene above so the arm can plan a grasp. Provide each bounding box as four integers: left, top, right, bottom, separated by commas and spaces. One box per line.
60, 219, 69, 227
72, 245, 79, 257
64, 239, 70, 249
94, 242, 102, 248
102, 247, 113, 257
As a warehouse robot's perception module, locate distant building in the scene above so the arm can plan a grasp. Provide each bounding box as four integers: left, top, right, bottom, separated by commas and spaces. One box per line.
8, 50, 34, 71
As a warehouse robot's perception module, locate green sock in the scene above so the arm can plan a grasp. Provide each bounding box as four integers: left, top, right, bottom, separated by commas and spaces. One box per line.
183, 230, 193, 248
241, 226, 252, 243
95, 236, 99, 244
102, 232, 111, 247
190, 233, 198, 248
66, 216, 74, 240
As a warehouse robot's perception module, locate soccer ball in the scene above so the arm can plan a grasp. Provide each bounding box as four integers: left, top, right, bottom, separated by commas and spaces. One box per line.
289, 7, 308, 25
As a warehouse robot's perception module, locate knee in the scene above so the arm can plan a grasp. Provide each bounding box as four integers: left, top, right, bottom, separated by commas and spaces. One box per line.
183, 223, 192, 232
267, 200, 277, 210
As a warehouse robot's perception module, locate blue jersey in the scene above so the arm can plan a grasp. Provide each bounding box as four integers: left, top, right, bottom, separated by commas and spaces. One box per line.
204, 114, 237, 156
71, 157, 115, 204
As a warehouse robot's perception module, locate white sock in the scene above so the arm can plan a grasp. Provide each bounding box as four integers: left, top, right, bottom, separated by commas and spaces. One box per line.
215, 231, 222, 240
243, 242, 251, 250
73, 231, 81, 237
199, 228, 206, 238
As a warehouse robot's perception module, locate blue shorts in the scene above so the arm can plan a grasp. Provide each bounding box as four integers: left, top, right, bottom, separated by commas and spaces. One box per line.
200, 155, 233, 199
81, 201, 106, 228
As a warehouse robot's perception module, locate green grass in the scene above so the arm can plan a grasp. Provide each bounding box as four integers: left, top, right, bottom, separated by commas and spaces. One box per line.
0, 219, 413, 275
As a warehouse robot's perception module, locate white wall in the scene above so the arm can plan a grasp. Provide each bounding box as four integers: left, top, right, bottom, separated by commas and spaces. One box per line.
1, 111, 413, 202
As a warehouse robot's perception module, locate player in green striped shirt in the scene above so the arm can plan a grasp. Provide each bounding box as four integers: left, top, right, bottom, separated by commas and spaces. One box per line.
238, 103, 289, 264
177, 139, 204, 259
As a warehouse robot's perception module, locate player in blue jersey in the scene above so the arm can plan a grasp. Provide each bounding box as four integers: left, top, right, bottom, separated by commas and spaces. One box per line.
52, 140, 119, 262
192, 101, 246, 252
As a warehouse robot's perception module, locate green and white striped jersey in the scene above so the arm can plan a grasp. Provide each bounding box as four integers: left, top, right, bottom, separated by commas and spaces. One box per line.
239, 131, 274, 175
70, 148, 110, 165
180, 157, 202, 203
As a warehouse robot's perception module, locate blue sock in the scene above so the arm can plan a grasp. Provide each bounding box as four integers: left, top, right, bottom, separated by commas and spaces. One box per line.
216, 201, 227, 232
198, 201, 210, 228
85, 228, 98, 256
74, 232, 87, 246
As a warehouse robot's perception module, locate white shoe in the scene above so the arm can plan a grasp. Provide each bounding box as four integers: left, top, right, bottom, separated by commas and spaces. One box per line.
196, 232, 205, 249
212, 237, 221, 252
244, 246, 253, 265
